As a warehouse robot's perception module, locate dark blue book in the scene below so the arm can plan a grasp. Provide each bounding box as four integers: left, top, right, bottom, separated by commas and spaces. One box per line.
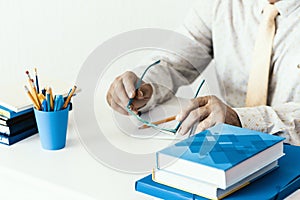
156, 124, 284, 189
0, 116, 37, 136
0, 127, 37, 146
0, 110, 35, 126
136, 144, 300, 200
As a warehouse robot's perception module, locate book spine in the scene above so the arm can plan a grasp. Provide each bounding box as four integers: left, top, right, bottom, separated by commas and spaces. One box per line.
0, 134, 9, 145
0, 105, 33, 119
0, 119, 37, 136
5, 112, 35, 126
0, 109, 11, 119
3, 127, 37, 145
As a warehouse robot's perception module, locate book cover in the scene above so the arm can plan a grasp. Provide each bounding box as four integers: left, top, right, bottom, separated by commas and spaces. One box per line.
136, 174, 193, 200
156, 123, 284, 189
153, 161, 278, 200
0, 127, 38, 146
136, 145, 300, 200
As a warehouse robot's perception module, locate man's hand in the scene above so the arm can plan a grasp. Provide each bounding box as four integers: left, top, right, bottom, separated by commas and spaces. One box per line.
106, 71, 153, 115
176, 95, 241, 135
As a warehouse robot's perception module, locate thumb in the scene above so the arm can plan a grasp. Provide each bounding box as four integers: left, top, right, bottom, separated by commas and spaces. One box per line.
136, 83, 153, 100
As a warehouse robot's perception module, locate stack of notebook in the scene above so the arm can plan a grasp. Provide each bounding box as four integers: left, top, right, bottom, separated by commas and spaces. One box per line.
136, 124, 287, 200
0, 105, 37, 145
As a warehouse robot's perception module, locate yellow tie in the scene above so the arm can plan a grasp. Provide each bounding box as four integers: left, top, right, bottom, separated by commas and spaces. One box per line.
246, 4, 279, 107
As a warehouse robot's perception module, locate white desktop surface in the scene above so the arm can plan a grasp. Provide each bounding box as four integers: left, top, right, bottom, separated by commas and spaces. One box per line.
0, 113, 160, 200
0, 114, 299, 200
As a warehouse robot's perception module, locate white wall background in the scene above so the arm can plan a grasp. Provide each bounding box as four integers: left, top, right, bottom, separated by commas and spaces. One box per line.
0, 0, 197, 85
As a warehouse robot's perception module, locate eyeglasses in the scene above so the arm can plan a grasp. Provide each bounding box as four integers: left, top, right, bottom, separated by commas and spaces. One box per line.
126, 60, 205, 135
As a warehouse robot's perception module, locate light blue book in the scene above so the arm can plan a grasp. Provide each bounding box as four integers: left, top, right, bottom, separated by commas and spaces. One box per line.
136, 145, 300, 200
156, 123, 284, 189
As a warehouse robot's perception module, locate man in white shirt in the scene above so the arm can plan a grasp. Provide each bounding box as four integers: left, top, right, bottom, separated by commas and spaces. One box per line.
106, 0, 300, 145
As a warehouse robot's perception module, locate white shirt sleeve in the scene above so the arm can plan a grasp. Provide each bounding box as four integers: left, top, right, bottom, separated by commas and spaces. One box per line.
234, 103, 300, 145
137, 0, 214, 112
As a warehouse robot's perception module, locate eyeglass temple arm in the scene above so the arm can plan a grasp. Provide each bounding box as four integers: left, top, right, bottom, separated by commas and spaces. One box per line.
174, 79, 206, 132
127, 60, 161, 107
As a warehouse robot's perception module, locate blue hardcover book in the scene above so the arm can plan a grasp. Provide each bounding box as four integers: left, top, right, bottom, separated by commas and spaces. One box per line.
135, 145, 300, 200
153, 160, 278, 200
156, 124, 284, 189
0, 127, 37, 146
0, 116, 37, 136
0, 104, 33, 119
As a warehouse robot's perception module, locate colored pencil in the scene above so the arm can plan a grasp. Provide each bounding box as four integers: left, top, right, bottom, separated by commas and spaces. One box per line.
24, 85, 40, 110
48, 87, 54, 111
62, 86, 77, 109
26, 71, 41, 108
138, 115, 176, 129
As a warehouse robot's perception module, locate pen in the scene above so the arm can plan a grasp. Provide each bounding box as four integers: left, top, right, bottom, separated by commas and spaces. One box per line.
24, 85, 40, 110
54, 95, 64, 111
46, 93, 51, 111
35, 68, 40, 93
41, 88, 46, 96
42, 99, 48, 112
62, 86, 77, 109
54, 96, 58, 111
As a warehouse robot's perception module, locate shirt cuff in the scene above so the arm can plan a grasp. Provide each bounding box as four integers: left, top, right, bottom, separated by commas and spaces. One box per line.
233, 107, 268, 133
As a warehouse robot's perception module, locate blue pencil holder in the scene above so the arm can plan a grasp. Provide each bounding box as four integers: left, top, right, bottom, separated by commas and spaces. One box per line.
34, 106, 69, 150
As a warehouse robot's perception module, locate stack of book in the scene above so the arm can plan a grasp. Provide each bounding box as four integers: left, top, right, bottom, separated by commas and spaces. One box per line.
0, 105, 37, 145
136, 123, 287, 200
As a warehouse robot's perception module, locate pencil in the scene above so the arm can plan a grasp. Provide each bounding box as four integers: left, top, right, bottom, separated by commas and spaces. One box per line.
38, 93, 46, 103
62, 85, 77, 109
138, 115, 176, 129
26, 71, 41, 108
34, 68, 40, 93
31, 80, 41, 107
140, 79, 206, 131
48, 87, 54, 111
24, 86, 40, 110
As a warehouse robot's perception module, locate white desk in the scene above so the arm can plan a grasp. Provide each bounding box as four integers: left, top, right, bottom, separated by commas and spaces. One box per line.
0, 113, 158, 200
0, 113, 299, 200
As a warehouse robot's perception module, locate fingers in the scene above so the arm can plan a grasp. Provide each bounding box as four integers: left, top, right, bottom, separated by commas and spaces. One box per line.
110, 97, 129, 115
176, 96, 210, 122
106, 71, 153, 115
194, 114, 216, 135
177, 106, 209, 135
106, 71, 137, 115
114, 81, 130, 106
139, 83, 153, 99
122, 72, 138, 99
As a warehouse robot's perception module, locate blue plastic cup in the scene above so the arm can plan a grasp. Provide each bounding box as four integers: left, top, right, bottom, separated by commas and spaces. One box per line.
34, 106, 69, 150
